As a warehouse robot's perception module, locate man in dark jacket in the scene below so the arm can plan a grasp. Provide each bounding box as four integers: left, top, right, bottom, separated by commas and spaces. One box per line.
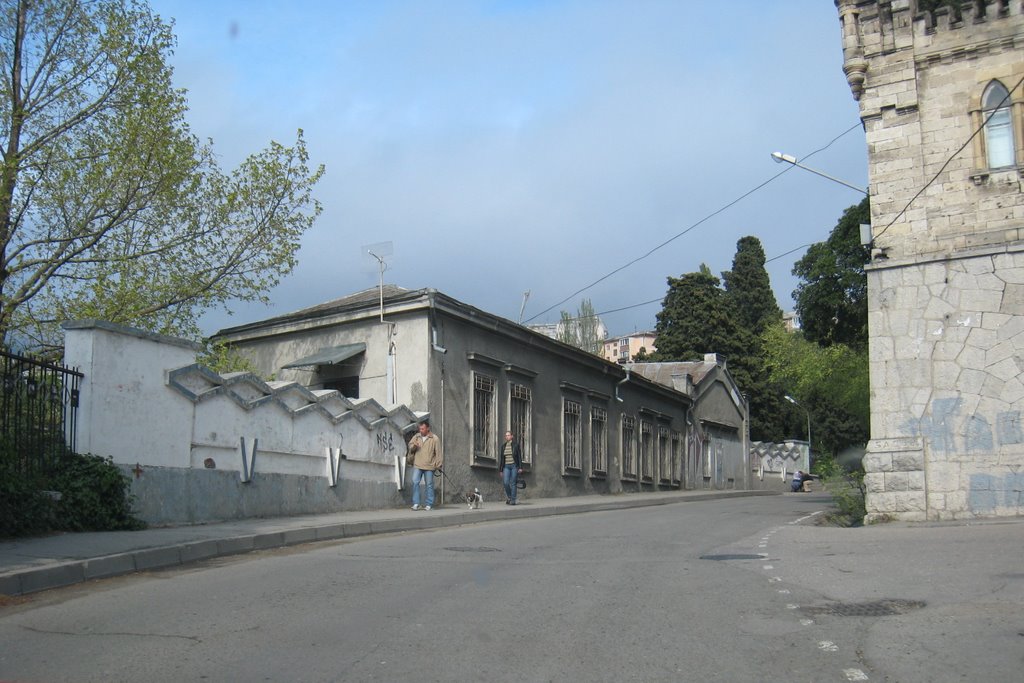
498, 430, 523, 505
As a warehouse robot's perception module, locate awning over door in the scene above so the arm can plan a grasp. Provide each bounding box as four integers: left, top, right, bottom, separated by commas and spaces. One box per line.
281, 342, 366, 369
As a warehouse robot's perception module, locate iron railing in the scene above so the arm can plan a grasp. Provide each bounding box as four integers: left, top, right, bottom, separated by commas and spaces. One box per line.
0, 349, 83, 476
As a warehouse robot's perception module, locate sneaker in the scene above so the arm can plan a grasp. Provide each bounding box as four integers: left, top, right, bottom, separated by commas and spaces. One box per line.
411, 504, 420, 511
424, 505, 432, 511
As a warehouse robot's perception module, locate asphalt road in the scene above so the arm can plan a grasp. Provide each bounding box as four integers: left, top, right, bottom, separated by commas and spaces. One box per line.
0, 494, 941, 682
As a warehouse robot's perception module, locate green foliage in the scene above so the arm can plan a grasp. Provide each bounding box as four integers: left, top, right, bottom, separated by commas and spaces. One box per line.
651, 259, 792, 442
0, 0, 325, 350
813, 452, 866, 527
0, 450, 144, 537
50, 453, 145, 532
723, 236, 783, 336
557, 299, 603, 355
199, 339, 259, 374
792, 198, 871, 350
0, 470, 56, 537
762, 323, 870, 431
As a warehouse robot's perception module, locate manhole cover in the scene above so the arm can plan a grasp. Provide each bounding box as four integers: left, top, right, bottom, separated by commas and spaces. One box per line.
699, 554, 766, 561
802, 599, 925, 617
444, 546, 501, 553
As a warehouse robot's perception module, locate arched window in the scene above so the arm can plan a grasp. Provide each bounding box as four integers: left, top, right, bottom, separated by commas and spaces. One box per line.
983, 80, 1015, 169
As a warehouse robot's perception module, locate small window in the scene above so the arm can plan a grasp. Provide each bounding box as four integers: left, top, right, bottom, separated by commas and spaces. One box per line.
590, 406, 607, 476
640, 421, 653, 482
622, 416, 636, 480
472, 373, 495, 461
510, 383, 532, 464
562, 399, 582, 473
983, 80, 1015, 169
322, 377, 359, 399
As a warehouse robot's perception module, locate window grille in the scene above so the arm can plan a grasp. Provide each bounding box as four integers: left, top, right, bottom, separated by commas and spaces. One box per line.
659, 427, 671, 483
640, 421, 653, 481
563, 400, 581, 472
590, 406, 607, 474
622, 416, 636, 479
510, 383, 532, 463
473, 374, 495, 460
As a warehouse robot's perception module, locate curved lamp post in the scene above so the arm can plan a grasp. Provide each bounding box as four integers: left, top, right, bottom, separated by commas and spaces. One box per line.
771, 152, 868, 195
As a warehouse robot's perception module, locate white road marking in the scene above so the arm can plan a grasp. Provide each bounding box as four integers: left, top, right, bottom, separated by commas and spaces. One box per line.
800, 619, 814, 626
763, 565, 774, 570
843, 668, 869, 681
786, 603, 799, 609
818, 641, 839, 652
777, 589, 791, 594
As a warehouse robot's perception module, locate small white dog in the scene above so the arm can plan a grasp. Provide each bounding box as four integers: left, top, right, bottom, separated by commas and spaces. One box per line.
465, 488, 484, 510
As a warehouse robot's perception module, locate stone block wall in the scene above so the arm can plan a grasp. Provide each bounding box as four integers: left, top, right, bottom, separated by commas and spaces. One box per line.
865, 248, 1024, 520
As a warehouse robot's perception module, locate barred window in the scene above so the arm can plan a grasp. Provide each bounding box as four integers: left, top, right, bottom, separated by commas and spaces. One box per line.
640, 421, 653, 481
563, 399, 582, 473
622, 416, 636, 479
510, 383, 532, 464
472, 374, 495, 460
590, 406, 607, 475
671, 433, 682, 484
659, 427, 671, 483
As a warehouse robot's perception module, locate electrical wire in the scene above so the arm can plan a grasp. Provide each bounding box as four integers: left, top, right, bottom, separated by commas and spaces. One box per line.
523, 121, 863, 323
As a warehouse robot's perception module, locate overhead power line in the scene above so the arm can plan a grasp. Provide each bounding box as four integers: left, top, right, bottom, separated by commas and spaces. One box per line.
523, 121, 864, 324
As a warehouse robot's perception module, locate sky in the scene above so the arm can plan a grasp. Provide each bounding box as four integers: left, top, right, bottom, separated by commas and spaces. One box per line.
149, 0, 868, 338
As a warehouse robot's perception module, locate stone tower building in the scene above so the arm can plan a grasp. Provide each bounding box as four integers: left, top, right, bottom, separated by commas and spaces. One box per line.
836, 0, 1024, 521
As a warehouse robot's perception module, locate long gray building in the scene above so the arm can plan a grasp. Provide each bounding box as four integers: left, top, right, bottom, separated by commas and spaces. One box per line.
213, 286, 750, 504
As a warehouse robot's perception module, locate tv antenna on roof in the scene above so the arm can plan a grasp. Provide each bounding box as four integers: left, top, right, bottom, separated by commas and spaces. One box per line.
361, 241, 394, 323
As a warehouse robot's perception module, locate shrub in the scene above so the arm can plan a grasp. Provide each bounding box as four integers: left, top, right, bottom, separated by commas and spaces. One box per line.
0, 452, 144, 537
813, 452, 866, 527
50, 453, 146, 531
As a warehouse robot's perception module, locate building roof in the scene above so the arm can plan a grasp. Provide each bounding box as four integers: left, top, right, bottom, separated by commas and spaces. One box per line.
628, 360, 716, 388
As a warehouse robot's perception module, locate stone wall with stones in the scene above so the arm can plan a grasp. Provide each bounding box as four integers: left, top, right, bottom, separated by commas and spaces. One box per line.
837, 0, 1024, 520
865, 248, 1024, 520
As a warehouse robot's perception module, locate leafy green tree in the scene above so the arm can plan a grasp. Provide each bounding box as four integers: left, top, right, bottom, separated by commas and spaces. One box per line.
652, 265, 747, 361
722, 236, 782, 336
792, 198, 870, 350
557, 298, 603, 355
762, 322, 869, 456
0, 0, 324, 350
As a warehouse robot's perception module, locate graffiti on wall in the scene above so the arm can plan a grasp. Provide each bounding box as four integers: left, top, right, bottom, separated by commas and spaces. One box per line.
900, 398, 1023, 454
969, 471, 1024, 514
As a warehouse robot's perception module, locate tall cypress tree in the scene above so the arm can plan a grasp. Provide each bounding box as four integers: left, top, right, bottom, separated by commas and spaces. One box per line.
653, 265, 747, 362
722, 236, 783, 336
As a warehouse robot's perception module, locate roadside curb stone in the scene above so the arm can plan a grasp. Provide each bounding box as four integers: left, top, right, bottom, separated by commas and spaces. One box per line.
0, 490, 776, 596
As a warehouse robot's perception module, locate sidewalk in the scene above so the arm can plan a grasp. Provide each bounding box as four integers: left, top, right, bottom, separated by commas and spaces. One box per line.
0, 488, 774, 597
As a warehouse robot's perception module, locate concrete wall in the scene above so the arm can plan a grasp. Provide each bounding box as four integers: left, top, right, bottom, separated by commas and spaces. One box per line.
837, 1, 1024, 520
62, 321, 423, 525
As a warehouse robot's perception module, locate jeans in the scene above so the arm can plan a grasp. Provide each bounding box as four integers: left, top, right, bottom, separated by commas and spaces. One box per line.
412, 468, 435, 507
502, 464, 519, 503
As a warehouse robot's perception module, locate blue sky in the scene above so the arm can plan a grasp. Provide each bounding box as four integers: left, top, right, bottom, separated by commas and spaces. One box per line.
150, 0, 867, 337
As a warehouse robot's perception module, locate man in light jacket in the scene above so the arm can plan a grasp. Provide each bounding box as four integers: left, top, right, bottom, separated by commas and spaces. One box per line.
408, 420, 442, 510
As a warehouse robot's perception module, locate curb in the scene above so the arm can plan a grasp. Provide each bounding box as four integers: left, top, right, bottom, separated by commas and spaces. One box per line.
0, 490, 776, 597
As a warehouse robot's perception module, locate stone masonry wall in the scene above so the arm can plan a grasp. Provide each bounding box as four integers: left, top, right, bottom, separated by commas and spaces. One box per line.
866, 247, 1024, 520
839, 0, 1024, 520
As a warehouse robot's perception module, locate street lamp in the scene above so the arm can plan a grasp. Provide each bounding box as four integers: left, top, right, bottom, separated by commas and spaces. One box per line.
784, 394, 812, 468
771, 152, 868, 195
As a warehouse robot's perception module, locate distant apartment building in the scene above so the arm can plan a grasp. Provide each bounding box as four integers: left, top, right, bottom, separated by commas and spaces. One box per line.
782, 311, 800, 333
604, 331, 657, 364
527, 317, 608, 353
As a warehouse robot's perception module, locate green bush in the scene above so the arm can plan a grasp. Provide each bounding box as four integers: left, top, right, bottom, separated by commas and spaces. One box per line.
50, 453, 146, 532
0, 452, 145, 537
0, 471, 57, 537
813, 452, 867, 527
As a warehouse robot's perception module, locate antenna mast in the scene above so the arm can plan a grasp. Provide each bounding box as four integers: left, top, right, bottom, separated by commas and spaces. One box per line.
518, 290, 531, 324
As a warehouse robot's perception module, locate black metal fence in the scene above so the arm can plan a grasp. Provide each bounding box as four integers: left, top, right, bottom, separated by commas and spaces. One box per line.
0, 349, 83, 477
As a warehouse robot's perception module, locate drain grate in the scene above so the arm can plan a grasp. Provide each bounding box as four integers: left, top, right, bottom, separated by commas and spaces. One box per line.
802, 599, 925, 617
699, 554, 766, 561
444, 546, 501, 553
